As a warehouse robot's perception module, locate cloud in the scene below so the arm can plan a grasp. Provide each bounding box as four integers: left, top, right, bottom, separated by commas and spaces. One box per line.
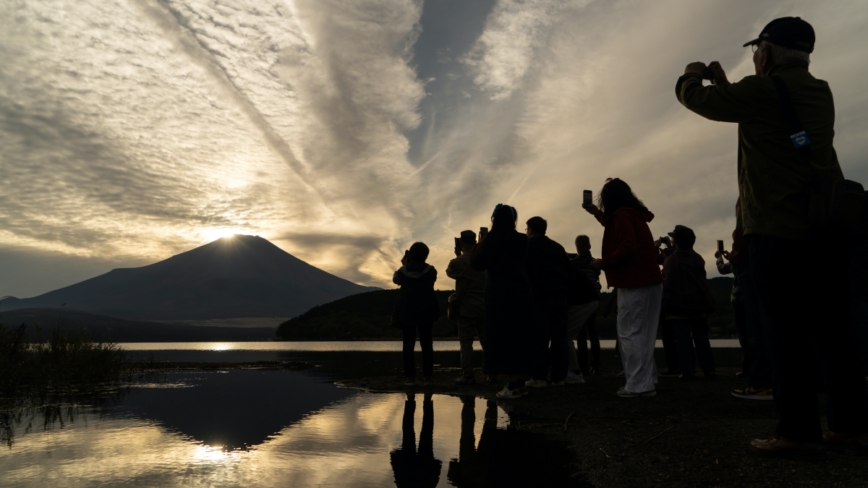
462, 0, 593, 100
2, 0, 868, 294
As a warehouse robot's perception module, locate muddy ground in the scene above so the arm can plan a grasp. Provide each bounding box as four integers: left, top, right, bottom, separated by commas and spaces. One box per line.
339, 367, 867, 488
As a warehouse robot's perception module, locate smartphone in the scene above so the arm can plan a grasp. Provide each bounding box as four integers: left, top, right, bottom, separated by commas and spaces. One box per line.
479, 227, 488, 240
454, 237, 461, 250
582, 190, 593, 206
717, 240, 725, 253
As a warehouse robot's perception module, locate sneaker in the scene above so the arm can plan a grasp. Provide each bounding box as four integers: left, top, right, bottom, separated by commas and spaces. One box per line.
731, 387, 774, 401
565, 371, 585, 385
486, 375, 498, 385
659, 369, 682, 378
525, 379, 548, 388
589, 366, 601, 376
455, 375, 476, 385
749, 436, 825, 459
616, 389, 656, 398
496, 386, 524, 399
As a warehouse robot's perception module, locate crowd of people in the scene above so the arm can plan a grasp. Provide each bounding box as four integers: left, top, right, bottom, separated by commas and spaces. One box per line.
390, 16, 868, 457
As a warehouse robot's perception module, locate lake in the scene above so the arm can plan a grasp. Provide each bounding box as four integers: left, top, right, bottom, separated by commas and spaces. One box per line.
1, 370, 582, 487
1, 340, 744, 486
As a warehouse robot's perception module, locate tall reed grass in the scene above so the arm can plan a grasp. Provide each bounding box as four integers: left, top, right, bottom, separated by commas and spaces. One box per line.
0, 322, 127, 394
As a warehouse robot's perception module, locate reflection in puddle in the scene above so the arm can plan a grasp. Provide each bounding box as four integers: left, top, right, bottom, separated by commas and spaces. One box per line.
1, 371, 581, 487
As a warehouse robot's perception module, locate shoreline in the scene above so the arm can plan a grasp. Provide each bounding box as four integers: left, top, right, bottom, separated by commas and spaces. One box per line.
337, 368, 867, 488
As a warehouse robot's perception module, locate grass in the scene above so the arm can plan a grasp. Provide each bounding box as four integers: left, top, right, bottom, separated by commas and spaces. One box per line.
0, 322, 127, 394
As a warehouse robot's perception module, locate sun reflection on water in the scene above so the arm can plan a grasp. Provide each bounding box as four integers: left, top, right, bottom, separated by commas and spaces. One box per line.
1, 393, 512, 487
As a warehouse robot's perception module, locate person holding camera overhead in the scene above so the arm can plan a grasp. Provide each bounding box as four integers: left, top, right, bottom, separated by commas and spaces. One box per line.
582, 178, 663, 398
392, 242, 441, 386
677, 17, 867, 455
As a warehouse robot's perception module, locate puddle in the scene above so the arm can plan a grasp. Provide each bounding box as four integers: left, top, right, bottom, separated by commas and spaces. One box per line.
1, 370, 586, 487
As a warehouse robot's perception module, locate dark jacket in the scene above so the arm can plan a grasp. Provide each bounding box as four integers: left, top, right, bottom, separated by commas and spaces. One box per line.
470, 229, 537, 374
575, 250, 602, 291
594, 207, 663, 289
392, 263, 440, 327
661, 249, 713, 317
526, 235, 573, 300
677, 62, 843, 240
568, 257, 600, 307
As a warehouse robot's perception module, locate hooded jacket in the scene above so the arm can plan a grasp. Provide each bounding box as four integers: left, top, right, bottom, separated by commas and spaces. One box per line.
594, 207, 663, 289
662, 249, 714, 316
392, 263, 441, 327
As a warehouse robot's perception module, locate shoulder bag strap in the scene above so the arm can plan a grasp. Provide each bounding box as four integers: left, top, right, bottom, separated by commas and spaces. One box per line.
770, 76, 814, 165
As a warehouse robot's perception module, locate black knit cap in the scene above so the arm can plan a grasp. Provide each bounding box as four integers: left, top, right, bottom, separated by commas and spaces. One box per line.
743, 17, 815, 53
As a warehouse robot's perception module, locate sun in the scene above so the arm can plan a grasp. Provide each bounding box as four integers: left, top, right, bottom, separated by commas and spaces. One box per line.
201, 228, 246, 241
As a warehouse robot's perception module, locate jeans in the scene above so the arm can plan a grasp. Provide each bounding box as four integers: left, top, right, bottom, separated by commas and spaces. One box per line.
850, 298, 868, 378
576, 314, 602, 373
849, 245, 868, 377
671, 317, 715, 378
750, 235, 868, 442
532, 295, 569, 383
457, 316, 485, 376
733, 261, 773, 389
567, 301, 599, 373
402, 323, 434, 378
660, 318, 680, 372
732, 301, 750, 375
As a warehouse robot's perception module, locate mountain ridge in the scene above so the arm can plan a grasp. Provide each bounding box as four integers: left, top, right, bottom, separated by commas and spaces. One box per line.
1, 235, 376, 320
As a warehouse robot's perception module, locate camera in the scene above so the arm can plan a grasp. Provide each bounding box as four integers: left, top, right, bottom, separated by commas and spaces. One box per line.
701, 67, 714, 80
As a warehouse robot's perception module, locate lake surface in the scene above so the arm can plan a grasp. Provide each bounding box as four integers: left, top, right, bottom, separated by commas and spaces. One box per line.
1, 370, 581, 487
119, 341, 743, 376
120, 339, 741, 352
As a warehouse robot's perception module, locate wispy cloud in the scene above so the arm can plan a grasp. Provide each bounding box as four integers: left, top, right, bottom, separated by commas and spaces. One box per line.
2, 0, 868, 296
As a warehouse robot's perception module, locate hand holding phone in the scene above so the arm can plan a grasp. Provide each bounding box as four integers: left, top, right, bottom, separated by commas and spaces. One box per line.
717, 240, 725, 254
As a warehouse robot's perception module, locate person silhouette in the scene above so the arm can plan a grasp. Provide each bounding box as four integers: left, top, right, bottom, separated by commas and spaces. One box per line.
390, 392, 442, 487
446, 396, 488, 487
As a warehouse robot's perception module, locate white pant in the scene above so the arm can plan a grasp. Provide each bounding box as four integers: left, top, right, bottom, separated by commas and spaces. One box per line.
617, 284, 662, 393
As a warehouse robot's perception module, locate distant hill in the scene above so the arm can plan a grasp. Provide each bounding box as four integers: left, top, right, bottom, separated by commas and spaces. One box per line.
1, 235, 375, 321
0, 308, 275, 342
276, 290, 455, 340
276, 277, 737, 341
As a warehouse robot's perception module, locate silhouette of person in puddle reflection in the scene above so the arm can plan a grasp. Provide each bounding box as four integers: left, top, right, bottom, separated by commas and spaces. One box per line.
390, 392, 442, 487
447, 396, 494, 487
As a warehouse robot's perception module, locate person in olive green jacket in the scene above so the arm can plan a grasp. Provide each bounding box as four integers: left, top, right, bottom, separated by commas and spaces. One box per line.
446, 230, 487, 384
677, 17, 867, 457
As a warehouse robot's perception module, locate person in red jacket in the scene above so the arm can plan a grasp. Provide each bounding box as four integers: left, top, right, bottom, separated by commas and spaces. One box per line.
583, 178, 663, 397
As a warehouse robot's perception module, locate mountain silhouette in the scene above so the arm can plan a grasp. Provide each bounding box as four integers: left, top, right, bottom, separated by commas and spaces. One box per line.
1, 235, 374, 320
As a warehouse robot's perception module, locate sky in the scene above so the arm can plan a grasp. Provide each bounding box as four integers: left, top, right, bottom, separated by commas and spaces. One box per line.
2, 0, 868, 297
